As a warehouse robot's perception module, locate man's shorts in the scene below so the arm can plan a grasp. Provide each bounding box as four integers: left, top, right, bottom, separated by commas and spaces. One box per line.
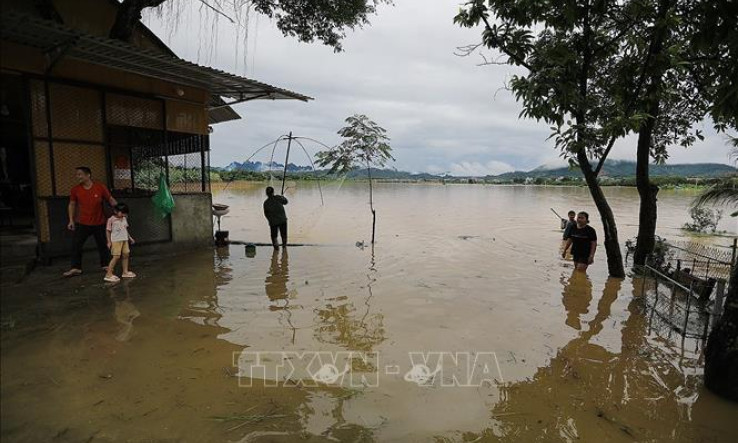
111, 241, 130, 257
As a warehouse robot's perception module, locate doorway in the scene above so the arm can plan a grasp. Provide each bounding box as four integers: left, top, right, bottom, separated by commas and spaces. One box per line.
0, 73, 36, 259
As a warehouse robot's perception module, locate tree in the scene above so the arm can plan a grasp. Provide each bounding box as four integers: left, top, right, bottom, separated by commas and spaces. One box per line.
693, 180, 738, 217
455, 0, 634, 277
704, 262, 738, 401
626, 0, 737, 267
110, 0, 168, 42
454, 1, 737, 277
686, 13, 738, 400
695, 139, 738, 401
315, 114, 394, 244
684, 1, 738, 131
110, 0, 391, 51
693, 139, 738, 217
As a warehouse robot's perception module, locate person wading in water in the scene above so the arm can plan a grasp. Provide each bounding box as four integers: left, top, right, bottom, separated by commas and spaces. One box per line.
561, 211, 597, 272
263, 186, 288, 249
560, 210, 577, 259
562, 210, 576, 240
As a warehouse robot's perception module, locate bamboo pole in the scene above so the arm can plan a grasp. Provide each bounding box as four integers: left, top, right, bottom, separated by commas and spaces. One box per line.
281, 131, 293, 195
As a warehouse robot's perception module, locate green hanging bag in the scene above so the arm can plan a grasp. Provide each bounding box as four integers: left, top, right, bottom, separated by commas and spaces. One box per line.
151, 173, 175, 218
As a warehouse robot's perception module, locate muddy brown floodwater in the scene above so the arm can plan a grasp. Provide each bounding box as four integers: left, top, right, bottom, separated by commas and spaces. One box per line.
2, 183, 737, 442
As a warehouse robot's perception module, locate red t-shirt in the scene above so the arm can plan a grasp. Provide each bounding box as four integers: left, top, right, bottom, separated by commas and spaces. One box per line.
70, 182, 112, 226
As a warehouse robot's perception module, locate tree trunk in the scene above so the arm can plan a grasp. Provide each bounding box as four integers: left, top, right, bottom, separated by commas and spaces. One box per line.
368, 165, 376, 244
704, 264, 738, 401
371, 209, 376, 245
34, 0, 63, 22
633, 120, 659, 267
570, 1, 624, 279
109, 0, 168, 42
577, 150, 626, 278
633, 0, 670, 267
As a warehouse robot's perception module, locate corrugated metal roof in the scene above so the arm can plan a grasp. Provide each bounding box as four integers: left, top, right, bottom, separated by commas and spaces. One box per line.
209, 96, 241, 124
1, 11, 312, 103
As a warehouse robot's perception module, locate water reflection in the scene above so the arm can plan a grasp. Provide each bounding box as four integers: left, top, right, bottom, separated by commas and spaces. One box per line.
108, 281, 140, 342
475, 276, 735, 441
313, 247, 385, 353
561, 271, 594, 330
178, 251, 222, 327
265, 247, 290, 305
214, 246, 233, 288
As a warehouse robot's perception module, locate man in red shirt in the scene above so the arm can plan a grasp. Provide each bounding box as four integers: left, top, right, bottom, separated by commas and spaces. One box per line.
63, 166, 117, 277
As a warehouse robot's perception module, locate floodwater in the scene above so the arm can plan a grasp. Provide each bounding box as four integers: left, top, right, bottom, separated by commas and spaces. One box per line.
2, 183, 737, 442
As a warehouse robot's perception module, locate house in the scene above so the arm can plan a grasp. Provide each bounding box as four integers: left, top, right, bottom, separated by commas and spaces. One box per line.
0, 0, 309, 265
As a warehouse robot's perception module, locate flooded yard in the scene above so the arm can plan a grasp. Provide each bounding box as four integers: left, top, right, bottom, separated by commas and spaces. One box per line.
2, 183, 737, 442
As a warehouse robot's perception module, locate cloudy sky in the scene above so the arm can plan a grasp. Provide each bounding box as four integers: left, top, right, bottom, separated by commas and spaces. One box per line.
144, 1, 735, 176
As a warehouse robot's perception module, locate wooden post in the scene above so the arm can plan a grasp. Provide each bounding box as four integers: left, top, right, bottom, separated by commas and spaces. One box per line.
368, 163, 376, 244
705, 258, 710, 280
711, 279, 726, 328
683, 282, 693, 335
371, 209, 376, 245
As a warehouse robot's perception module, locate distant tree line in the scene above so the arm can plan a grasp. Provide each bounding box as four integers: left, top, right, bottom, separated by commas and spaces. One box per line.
209, 167, 730, 188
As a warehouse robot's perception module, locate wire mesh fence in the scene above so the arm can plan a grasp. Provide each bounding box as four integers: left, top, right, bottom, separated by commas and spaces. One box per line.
131, 150, 166, 193
168, 151, 208, 193
665, 240, 735, 281
637, 265, 716, 344
109, 126, 209, 195
632, 238, 736, 304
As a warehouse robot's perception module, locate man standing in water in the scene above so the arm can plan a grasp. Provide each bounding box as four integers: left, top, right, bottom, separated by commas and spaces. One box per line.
560, 210, 577, 258
561, 211, 597, 272
63, 166, 118, 277
263, 186, 288, 249
562, 210, 576, 240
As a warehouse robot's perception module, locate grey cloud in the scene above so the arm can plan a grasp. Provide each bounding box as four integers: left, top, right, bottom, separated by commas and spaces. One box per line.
145, 0, 734, 175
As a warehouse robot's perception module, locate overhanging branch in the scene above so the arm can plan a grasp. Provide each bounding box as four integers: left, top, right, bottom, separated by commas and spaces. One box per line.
479, 14, 534, 72
594, 136, 617, 176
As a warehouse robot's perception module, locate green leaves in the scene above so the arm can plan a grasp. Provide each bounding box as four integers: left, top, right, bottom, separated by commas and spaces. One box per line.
315, 114, 394, 175
250, 0, 393, 52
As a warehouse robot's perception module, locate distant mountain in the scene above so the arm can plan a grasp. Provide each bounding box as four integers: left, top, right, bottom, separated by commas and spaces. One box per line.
215, 159, 734, 179
492, 160, 735, 179
224, 160, 312, 172
343, 168, 440, 180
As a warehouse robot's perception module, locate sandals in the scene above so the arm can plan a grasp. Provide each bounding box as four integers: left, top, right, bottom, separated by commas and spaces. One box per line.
104, 275, 120, 283
121, 272, 137, 278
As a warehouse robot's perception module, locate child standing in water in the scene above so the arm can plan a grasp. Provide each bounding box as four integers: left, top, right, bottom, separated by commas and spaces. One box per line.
104, 203, 136, 282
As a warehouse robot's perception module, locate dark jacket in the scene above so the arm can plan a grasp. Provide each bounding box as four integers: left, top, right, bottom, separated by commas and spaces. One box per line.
263, 195, 288, 226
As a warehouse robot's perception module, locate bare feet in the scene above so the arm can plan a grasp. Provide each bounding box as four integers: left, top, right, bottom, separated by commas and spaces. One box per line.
63, 268, 82, 277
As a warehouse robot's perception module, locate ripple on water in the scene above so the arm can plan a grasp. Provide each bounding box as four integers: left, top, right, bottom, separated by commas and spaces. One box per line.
2, 184, 736, 442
